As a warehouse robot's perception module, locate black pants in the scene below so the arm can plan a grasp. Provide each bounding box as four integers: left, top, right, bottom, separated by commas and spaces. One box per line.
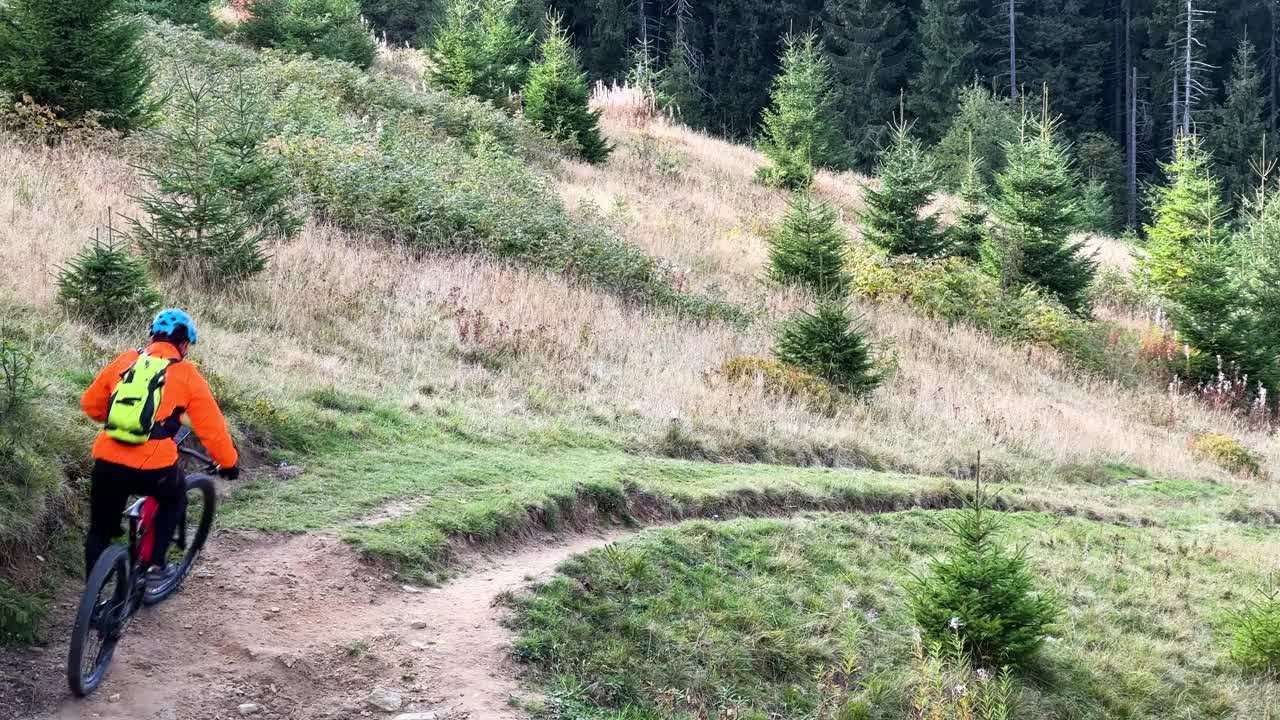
85, 460, 185, 577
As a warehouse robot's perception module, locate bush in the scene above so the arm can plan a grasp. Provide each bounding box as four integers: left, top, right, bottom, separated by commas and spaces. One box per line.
0, 342, 40, 414
907, 480, 1059, 669
1227, 577, 1280, 676
56, 221, 162, 328
721, 356, 838, 412
522, 12, 610, 164
1189, 433, 1262, 477
774, 301, 885, 397
0, 0, 152, 130
0, 576, 46, 646
766, 193, 849, 297
240, 0, 377, 68
122, 0, 214, 29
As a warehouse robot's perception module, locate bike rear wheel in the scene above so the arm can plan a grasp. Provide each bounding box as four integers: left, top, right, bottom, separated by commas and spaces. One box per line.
143, 474, 217, 605
67, 546, 130, 697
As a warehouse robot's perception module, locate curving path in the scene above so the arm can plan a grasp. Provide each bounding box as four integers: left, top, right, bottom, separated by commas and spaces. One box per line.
30, 528, 630, 720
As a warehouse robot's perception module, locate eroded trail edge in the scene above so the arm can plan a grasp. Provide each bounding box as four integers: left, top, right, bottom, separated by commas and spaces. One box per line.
40, 528, 630, 720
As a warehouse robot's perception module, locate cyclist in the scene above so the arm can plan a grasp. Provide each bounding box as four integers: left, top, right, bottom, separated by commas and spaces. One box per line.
80, 309, 239, 588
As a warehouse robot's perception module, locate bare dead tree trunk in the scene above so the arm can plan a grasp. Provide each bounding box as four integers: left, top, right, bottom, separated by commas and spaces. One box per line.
1126, 0, 1137, 227
1272, 0, 1279, 132
1130, 65, 1139, 228
1009, 0, 1018, 99
1112, 1, 1123, 140
1172, 72, 1179, 145
1183, 0, 1193, 135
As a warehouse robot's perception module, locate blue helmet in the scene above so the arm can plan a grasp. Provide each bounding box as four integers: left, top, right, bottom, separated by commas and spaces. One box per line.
151, 309, 198, 345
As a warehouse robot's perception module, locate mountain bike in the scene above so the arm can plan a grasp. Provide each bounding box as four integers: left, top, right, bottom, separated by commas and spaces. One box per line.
66, 427, 219, 697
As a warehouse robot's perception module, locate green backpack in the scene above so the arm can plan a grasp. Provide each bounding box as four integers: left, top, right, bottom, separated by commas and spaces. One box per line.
104, 353, 176, 445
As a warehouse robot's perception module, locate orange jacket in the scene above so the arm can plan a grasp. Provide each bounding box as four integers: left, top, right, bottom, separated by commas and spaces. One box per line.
81, 342, 238, 471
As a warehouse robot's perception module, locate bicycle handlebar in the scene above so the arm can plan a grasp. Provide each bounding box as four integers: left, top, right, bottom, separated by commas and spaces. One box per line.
173, 426, 217, 472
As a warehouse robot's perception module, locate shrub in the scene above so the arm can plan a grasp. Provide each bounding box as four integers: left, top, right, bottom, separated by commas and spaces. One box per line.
907, 479, 1059, 669
522, 12, 610, 164
0, 0, 152, 130
0, 342, 40, 414
774, 301, 884, 397
1227, 576, 1280, 676
122, 0, 214, 29
427, 0, 533, 105
1189, 433, 1262, 477
756, 33, 839, 190
766, 193, 849, 297
0, 576, 46, 646
720, 356, 838, 412
56, 221, 162, 328
240, 0, 377, 68
861, 120, 946, 258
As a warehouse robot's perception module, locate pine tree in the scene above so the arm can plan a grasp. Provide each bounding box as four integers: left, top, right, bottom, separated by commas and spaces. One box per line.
774, 300, 883, 397
214, 73, 305, 241
934, 85, 1020, 190
523, 12, 611, 164
1168, 238, 1260, 383
130, 76, 276, 283
241, 0, 377, 68
822, 0, 912, 169
1021, 0, 1109, 133
907, 476, 1059, 669
427, 0, 533, 105
756, 33, 840, 190
909, 0, 982, 141
949, 137, 990, 261
659, 42, 705, 128
982, 103, 1096, 314
1077, 177, 1114, 234
123, 0, 214, 29
56, 220, 162, 328
0, 0, 151, 130
1139, 133, 1227, 296
861, 119, 947, 257
767, 193, 850, 297
1075, 131, 1126, 232
1242, 179, 1280, 392
1207, 41, 1271, 210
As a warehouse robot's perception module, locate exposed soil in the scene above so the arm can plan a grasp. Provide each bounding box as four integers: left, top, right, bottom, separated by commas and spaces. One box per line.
10, 527, 629, 720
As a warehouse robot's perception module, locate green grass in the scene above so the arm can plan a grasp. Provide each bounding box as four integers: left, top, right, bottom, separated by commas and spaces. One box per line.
221, 422, 973, 579
507, 515, 1280, 720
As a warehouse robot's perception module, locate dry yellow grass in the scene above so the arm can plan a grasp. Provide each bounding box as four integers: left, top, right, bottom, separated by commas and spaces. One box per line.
0, 119, 1275, 491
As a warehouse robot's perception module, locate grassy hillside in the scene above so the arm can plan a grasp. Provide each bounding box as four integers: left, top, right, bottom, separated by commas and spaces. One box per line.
0, 23, 1277, 716
508, 513, 1279, 719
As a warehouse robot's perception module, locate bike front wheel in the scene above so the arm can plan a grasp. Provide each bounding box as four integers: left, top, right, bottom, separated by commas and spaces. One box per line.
67, 545, 130, 697
143, 474, 217, 605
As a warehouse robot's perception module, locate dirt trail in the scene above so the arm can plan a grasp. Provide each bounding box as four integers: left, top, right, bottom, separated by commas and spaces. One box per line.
31, 527, 629, 720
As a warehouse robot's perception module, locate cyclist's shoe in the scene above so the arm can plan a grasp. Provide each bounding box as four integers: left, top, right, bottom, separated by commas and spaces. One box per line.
144, 564, 179, 592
